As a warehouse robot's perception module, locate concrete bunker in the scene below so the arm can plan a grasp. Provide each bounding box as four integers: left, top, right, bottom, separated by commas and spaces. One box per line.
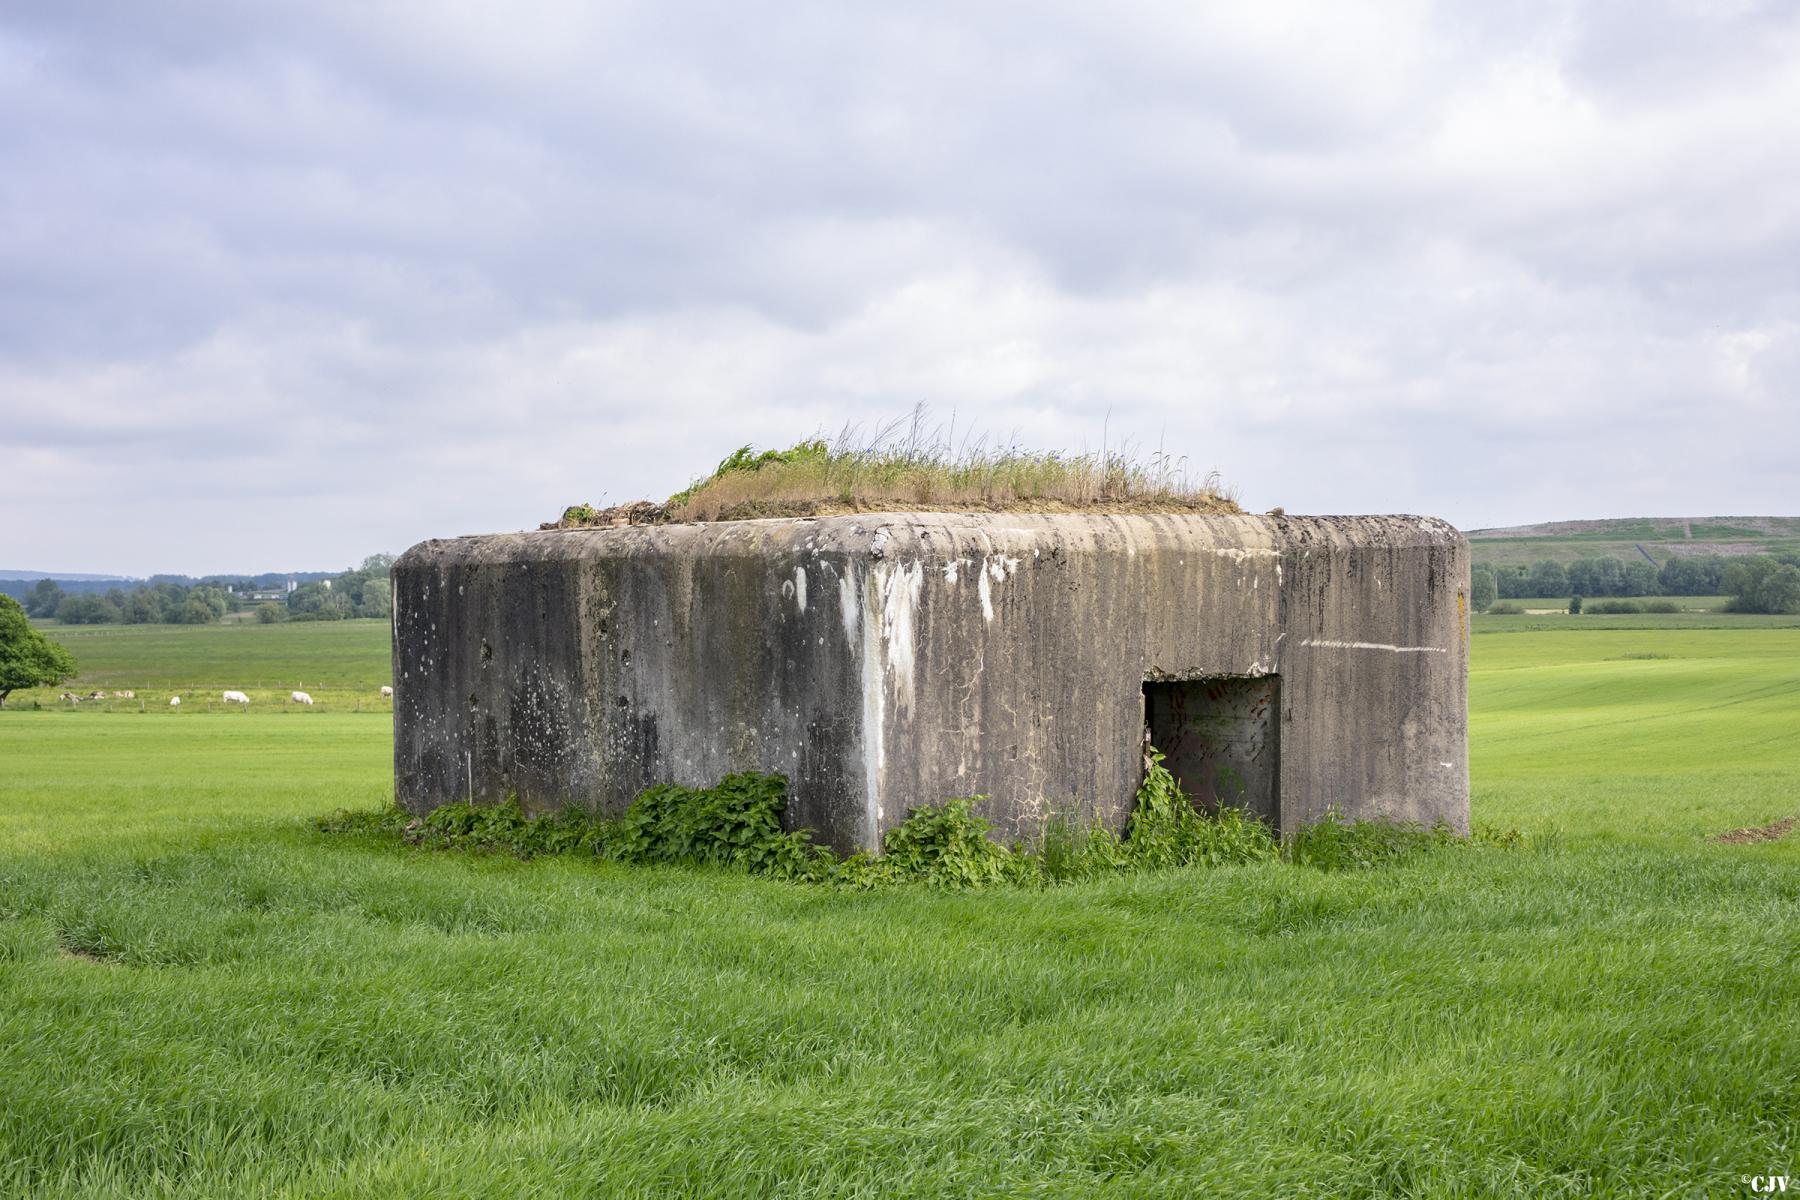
392, 513, 1469, 852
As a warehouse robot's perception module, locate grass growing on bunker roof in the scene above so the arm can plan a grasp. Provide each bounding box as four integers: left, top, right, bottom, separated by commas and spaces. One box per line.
552, 411, 1239, 527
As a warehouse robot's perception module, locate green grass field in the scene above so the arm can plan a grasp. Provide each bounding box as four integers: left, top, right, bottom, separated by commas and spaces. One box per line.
1466, 515, 1800, 567
1470, 536, 1800, 566
8, 619, 391, 712
1, 618, 1797, 1196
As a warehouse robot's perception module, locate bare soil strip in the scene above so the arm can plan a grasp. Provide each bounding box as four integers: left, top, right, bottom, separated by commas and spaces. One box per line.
1712, 816, 1797, 844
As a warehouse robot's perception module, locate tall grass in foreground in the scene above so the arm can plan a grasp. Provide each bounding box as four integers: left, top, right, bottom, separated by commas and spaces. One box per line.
3, 618, 1799, 1195
560, 411, 1237, 525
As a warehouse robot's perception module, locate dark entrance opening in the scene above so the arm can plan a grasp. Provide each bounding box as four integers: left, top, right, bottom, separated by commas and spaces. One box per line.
1143, 675, 1280, 827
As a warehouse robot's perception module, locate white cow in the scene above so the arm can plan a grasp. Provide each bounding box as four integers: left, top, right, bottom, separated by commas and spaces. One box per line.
222, 690, 250, 705
169, 696, 180, 707
291, 691, 314, 705
379, 685, 393, 698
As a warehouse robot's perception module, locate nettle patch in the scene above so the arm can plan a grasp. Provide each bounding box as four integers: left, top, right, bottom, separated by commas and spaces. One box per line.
319, 748, 1498, 889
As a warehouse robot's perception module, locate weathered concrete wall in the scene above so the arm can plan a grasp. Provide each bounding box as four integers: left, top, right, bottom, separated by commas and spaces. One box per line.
393, 513, 1468, 851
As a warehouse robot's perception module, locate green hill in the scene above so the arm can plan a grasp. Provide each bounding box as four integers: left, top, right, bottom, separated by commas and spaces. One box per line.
1467, 516, 1800, 567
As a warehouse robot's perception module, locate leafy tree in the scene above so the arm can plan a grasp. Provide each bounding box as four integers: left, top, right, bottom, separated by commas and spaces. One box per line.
1622, 561, 1658, 597
256, 603, 283, 624
1659, 555, 1727, 595
1568, 594, 1582, 614
1568, 556, 1627, 596
358, 577, 392, 618
193, 585, 229, 620
55, 593, 120, 624
289, 580, 356, 620
287, 555, 397, 620
1527, 560, 1568, 598
173, 598, 215, 625
0, 595, 77, 706
287, 581, 334, 618
1493, 564, 1530, 599
1569, 556, 1631, 596
1470, 565, 1497, 612
1724, 556, 1800, 614
24, 579, 64, 618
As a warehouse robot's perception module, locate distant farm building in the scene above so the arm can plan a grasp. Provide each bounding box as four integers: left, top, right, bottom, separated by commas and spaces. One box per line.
235, 578, 298, 603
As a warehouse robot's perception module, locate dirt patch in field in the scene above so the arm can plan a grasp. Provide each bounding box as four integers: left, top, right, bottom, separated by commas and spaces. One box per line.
1712, 816, 1798, 844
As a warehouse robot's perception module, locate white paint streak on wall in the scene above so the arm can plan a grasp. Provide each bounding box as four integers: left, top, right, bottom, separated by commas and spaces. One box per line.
839, 574, 859, 645
793, 566, 807, 613
880, 561, 925, 712
1210, 547, 1280, 562
858, 566, 885, 841
1300, 639, 1447, 654
975, 553, 1019, 623
943, 560, 959, 583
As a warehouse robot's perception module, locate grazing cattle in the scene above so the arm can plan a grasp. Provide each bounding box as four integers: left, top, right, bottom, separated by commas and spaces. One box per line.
60, 691, 78, 703
170, 696, 181, 707
87, 691, 106, 701
379, 685, 393, 698
222, 690, 250, 705
113, 690, 135, 699
291, 691, 314, 705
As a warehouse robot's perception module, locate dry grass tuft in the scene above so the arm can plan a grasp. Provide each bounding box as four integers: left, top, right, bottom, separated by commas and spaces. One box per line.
550, 412, 1237, 528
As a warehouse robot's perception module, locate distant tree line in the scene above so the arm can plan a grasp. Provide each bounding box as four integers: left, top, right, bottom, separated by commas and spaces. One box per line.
0, 570, 335, 604
21, 555, 396, 625
25, 579, 237, 625
277, 556, 394, 622
1470, 552, 1800, 615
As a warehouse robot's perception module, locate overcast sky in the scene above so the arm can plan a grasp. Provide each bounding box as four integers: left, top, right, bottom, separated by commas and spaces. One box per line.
3, 1, 1797, 575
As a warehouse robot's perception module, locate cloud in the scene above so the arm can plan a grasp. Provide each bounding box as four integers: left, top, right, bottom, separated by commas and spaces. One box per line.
1, 0, 1796, 573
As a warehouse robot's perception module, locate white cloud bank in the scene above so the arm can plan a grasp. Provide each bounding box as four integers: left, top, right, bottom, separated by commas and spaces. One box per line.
1, 0, 1796, 572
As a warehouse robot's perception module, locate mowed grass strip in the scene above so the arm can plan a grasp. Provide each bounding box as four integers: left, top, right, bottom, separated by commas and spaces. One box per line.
0, 621, 1796, 1196
0, 716, 388, 854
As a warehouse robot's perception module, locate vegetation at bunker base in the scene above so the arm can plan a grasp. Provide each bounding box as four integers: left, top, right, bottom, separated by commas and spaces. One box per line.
322, 750, 1315, 889
1, 618, 1798, 1195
